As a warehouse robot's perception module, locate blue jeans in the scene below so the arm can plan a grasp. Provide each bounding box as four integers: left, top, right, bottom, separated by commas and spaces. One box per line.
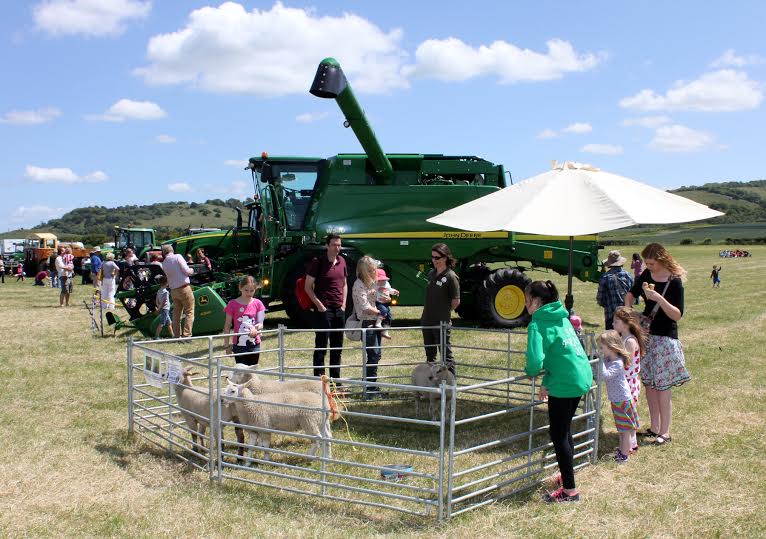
375, 301, 392, 325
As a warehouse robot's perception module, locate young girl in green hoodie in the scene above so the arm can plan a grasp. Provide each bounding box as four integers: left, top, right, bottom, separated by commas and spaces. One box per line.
524, 280, 593, 503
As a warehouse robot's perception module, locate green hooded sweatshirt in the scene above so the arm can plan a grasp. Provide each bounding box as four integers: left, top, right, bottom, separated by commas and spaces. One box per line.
524, 301, 593, 398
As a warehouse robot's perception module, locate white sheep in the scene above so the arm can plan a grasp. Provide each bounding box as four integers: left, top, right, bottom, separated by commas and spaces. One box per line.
222, 381, 333, 464
229, 363, 325, 395
411, 362, 456, 421
173, 368, 244, 458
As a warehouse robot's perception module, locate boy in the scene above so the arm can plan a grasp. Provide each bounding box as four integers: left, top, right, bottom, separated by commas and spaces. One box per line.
155, 275, 172, 338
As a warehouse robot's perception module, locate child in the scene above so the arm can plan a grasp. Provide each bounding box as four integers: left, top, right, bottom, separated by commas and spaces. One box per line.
16, 264, 25, 282
710, 265, 721, 288
154, 275, 172, 339
597, 330, 639, 464
223, 276, 266, 366
613, 307, 645, 453
374, 268, 399, 339
523, 280, 592, 502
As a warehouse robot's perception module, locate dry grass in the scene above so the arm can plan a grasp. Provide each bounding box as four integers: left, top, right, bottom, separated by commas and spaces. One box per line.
1, 245, 765, 538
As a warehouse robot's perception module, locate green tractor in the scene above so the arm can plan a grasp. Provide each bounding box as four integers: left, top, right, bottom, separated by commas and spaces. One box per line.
115, 57, 600, 338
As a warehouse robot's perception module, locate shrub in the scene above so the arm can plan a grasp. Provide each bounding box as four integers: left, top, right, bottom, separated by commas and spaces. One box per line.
702, 238, 712, 245
680, 238, 694, 245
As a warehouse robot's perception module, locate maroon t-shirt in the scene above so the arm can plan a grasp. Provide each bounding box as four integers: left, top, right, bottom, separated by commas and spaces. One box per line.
306, 254, 347, 309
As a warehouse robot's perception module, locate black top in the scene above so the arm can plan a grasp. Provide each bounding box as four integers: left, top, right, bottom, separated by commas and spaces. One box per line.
420, 268, 460, 325
629, 269, 684, 339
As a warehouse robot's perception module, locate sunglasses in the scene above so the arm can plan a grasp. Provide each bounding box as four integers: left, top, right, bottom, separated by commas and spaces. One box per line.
431, 254, 444, 260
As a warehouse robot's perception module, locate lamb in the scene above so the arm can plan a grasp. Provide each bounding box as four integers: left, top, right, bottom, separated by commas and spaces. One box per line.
172, 368, 244, 458
222, 381, 333, 464
229, 363, 325, 395
411, 362, 456, 421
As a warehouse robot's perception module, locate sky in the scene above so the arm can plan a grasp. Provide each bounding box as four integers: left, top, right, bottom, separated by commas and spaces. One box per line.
1, 0, 765, 232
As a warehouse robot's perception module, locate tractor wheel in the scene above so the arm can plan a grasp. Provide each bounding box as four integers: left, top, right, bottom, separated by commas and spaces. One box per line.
478, 268, 532, 329
117, 264, 165, 319
456, 264, 491, 321
283, 263, 313, 328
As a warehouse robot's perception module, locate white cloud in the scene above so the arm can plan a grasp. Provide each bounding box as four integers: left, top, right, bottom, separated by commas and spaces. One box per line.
33, 0, 151, 37
405, 38, 603, 83
648, 124, 718, 153
711, 49, 764, 68
562, 122, 592, 134
10, 205, 68, 226
135, 2, 408, 96
296, 112, 329, 124
167, 182, 193, 193
622, 115, 671, 128
25, 165, 109, 184
0, 107, 61, 125
224, 160, 248, 168
580, 144, 624, 155
619, 70, 763, 112
156, 134, 176, 143
88, 99, 166, 122
206, 180, 250, 196
536, 122, 591, 139
536, 129, 559, 140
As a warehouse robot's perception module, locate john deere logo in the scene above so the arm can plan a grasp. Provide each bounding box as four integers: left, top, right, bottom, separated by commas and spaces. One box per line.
198, 295, 209, 305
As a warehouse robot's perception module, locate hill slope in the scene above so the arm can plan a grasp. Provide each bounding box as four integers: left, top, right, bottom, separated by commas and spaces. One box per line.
1, 198, 251, 244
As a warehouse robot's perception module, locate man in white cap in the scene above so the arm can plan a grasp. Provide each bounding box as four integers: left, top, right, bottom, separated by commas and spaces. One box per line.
596, 249, 633, 330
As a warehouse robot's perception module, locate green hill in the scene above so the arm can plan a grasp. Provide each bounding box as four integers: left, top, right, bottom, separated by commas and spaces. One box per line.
0, 198, 252, 245
670, 179, 766, 223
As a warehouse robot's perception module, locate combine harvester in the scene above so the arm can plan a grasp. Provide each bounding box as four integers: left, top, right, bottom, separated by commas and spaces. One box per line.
113, 57, 600, 338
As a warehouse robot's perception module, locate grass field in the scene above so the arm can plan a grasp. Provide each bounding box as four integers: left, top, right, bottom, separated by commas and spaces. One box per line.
1, 246, 765, 538
601, 222, 766, 244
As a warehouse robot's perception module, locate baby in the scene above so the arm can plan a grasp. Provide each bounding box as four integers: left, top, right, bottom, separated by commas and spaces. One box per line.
374, 268, 399, 339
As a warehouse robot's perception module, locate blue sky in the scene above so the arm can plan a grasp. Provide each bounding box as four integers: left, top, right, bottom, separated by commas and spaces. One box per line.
2, 1, 764, 232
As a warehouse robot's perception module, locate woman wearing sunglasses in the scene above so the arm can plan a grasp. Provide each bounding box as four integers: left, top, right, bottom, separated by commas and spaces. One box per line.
420, 243, 460, 372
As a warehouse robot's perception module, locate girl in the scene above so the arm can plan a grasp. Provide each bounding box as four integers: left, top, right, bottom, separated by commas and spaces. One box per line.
613, 306, 645, 452
597, 330, 639, 464
624, 243, 689, 446
524, 280, 592, 503
223, 276, 266, 366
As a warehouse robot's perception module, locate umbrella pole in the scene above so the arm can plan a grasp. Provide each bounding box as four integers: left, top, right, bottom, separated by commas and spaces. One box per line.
565, 235, 574, 315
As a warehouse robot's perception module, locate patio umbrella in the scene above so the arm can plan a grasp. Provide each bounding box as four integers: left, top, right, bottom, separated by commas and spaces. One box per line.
427, 161, 724, 312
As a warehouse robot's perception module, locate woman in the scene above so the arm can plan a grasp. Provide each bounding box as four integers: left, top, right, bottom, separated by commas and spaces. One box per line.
523, 280, 592, 503
630, 253, 643, 305
624, 243, 689, 446
99, 253, 120, 311
420, 243, 460, 371
196, 248, 212, 271
352, 256, 383, 397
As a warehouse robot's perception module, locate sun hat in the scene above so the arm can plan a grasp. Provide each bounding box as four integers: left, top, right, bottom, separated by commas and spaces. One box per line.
602, 250, 626, 267
376, 268, 388, 281
92, 246, 101, 253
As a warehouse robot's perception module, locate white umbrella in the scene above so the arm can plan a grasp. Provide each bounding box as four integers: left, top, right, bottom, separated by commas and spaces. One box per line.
427, 161, 724, 311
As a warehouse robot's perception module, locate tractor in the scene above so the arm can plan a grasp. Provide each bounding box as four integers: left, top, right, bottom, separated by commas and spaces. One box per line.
115, 57, 600, 338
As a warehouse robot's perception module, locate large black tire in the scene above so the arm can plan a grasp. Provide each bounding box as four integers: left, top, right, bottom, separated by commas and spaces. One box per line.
478, 268, 532, 329
456, 264, 491, 321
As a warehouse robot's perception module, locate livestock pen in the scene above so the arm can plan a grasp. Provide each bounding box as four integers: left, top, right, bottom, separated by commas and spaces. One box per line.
127, 325, 601, 521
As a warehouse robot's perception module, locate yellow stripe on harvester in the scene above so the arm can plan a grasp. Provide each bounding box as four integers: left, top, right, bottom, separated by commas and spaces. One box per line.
342, 231, 509, 239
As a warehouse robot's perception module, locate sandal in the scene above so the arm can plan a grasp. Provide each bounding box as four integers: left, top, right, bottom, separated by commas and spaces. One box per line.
652, 434, 672, 446
638, 428, 658, 438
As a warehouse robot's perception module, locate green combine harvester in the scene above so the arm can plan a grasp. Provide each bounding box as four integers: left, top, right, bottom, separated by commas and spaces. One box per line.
114, 57, 600, 338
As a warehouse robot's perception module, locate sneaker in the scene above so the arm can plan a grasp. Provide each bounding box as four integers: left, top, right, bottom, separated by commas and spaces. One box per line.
614, 450, 629, 464
630, 446, 639, 454
543, 487, 580, 503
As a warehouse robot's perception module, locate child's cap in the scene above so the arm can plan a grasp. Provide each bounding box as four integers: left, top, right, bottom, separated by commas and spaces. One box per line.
376, 268, 388, 281
569, 314, 582, 331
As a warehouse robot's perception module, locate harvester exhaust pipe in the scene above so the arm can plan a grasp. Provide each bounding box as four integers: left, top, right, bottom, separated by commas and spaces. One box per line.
310, 57, 394, 184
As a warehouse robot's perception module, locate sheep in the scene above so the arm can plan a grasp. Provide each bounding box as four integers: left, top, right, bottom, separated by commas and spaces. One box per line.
222, 381, 333, 464
172, 368, 244, 459
411, 362, 456, 421
229, 363, 325, 395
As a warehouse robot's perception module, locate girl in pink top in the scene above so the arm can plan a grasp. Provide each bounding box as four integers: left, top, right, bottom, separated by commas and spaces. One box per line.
613, 306, 645, 453
223, 276, 266, 366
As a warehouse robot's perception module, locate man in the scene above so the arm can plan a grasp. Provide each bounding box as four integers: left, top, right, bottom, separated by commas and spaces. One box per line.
162, 244, 195, 338
596, 249, 633, 330
89, 247, 102, 288
420, 243, 460, 372
55, 247, 74, 307
305, 234, 347, 380
0, 257, 4, 284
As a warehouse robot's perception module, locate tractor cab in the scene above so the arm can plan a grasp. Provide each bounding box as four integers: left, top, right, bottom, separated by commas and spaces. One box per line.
114, 227, 156, 259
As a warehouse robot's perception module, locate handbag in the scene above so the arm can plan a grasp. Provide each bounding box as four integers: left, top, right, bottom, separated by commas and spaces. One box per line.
345, 312, 362, 341
639, 280, 670, 332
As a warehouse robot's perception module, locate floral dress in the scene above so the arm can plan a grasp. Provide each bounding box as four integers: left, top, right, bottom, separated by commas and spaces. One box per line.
622, 335, 641, 402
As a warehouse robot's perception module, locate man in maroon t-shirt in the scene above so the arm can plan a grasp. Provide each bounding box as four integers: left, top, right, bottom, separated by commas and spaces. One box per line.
305, 234, 348, 380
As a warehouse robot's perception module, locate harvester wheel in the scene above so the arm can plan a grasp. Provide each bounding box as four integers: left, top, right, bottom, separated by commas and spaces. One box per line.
478, 268, 531, 329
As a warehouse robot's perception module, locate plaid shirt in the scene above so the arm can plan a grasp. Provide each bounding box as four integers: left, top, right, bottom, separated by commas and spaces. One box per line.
596, 267, 633, 320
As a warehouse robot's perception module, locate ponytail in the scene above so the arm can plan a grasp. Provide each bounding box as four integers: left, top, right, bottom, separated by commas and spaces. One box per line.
525, 280, 560, 306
